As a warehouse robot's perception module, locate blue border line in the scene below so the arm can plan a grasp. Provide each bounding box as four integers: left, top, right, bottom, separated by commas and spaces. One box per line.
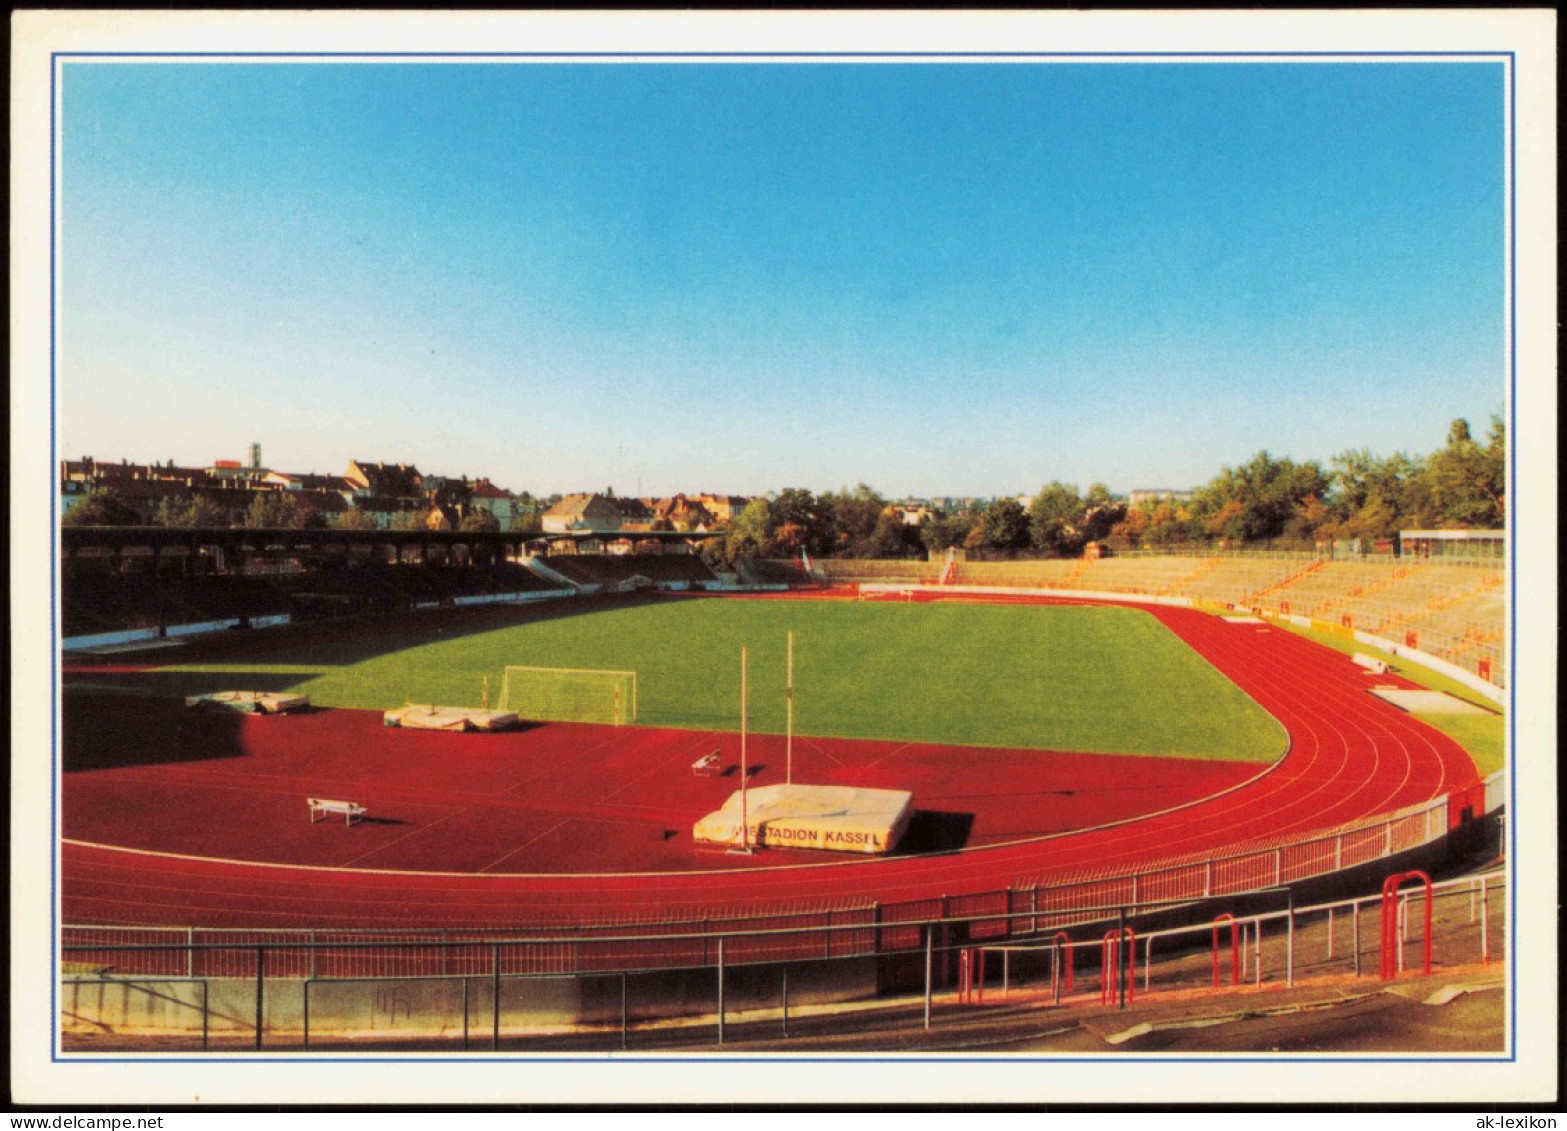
54, 50, 1514, 61
1505, 50, 1518, 1062
48, 48, 1521, 1072
50, 52, 61, 1062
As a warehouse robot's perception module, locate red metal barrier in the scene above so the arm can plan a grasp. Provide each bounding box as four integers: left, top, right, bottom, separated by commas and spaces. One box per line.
1100, 927, 1135, 1006
1380, 870, 1433, 979
1100, 930, 1117, 1006
1212, 913, 1240, 988
1448, 782, 1486, 829
957, 946, 990, 1005
1051, 931, 1073, 998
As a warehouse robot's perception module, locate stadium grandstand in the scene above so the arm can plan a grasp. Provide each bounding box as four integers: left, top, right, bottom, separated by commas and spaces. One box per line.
539, 552, 717, 590
736, 557, 822, 586
813, 558, 943, 586
63, 574, 290, 639
57, 524, 712, 646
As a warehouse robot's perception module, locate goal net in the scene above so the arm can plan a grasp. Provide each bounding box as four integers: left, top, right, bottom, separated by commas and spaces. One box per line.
496, 666, 638, 725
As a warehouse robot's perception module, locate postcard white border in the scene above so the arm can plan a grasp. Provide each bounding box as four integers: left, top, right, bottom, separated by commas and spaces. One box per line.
10, 8, 1557, 1107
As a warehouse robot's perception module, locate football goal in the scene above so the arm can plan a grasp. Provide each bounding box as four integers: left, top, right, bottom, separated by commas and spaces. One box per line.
496, 666, 638, 725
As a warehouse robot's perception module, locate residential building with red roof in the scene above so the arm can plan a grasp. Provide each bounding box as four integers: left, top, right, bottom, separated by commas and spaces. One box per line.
542, 493, 655, 535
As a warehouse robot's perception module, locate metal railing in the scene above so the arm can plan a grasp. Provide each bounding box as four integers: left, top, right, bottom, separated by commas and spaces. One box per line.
61, 870, 1505, 1052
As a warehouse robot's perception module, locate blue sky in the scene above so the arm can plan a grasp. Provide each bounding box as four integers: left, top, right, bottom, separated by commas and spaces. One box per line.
59, 60, 1506, 498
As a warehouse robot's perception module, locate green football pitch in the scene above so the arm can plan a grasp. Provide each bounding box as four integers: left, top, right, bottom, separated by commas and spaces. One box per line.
166, 598, 1285, 763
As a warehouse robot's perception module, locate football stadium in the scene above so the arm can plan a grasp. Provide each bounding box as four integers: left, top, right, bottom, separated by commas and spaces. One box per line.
26, 30, 1553, 1108
58, 538, 1507, 1054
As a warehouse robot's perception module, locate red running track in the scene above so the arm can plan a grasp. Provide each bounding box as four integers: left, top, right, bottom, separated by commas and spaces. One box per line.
60, 600, 1481, 930
62, 707, 1253, 874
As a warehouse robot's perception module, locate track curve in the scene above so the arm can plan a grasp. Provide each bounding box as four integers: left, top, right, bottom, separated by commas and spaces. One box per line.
61, 600, 1482, 929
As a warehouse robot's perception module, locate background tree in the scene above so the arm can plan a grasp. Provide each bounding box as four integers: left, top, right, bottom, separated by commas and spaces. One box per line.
863, 510, 919, 558
1026, 482, 1126, 556
1106, 505, 1149, 551
244, 491, 303, 529
1028, 481, 1085, 556
1328, 449, 1401, 538
724, 497, 771, 560
768, 488, 832, 557
508, 492, 547, 534
294, 497, 329, 529
821, 483, 895, 557
458, 510, 501, 533
61, 487, 141, 526
1141, 502, 1203, 547
920, 510, 977, 554
1425, 416, 1505, 527
698, 536, 734, 572
968, 498, 1031, 552
1323, 449, 1430, 540
1191, 451, 1330, 544
329, 507, 380, 531
151, 495, 227, 528
1079, 483, 1127, 546
1284, 494, 1332, 544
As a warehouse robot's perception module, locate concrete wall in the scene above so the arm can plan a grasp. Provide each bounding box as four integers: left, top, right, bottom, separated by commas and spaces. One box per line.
63, 614, 291, 651
63, 957, 879, 1039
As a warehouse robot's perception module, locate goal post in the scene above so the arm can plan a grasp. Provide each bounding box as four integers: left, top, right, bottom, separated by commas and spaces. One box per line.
496, 666, 638, 725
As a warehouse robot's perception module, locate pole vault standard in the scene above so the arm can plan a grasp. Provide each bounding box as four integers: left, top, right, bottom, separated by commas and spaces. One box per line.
734, 646, 751, 854
786, 631, 794, 786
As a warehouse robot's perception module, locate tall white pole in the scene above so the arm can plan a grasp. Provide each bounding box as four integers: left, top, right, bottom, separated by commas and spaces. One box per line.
786, 631, 794, 786
740, 646, 749, 851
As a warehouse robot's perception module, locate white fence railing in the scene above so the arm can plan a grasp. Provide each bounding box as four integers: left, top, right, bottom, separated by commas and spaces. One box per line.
58, 868, 1508, 1051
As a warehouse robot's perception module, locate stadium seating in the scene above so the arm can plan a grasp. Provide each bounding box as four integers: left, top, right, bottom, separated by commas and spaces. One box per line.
814, 559, 941, 585
947, 560, 1083, 589
1161, 558, 1311, 605
62, 573, 290, 637
739, 558, 818, 585
540, 553, 717, 589
61, 561, 563, 638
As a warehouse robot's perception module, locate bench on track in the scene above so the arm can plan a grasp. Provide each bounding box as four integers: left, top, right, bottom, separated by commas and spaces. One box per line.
308, 797, 367, 826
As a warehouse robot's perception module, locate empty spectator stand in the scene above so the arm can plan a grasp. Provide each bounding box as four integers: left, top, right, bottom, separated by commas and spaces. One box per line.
540, 553, 717, 590
741, 558, 820, 586
812, 559, 943, 586
947, 559, 1082, 589
59, 527, 571, 638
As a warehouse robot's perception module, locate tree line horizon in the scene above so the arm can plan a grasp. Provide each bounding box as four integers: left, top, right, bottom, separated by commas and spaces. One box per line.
704, 417, 1505, 564
63, 417, 1504, 561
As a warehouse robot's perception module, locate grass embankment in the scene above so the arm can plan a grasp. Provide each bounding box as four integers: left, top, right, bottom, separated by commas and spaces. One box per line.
1270, 620, 1505, 776
160, 599, 1284, 763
